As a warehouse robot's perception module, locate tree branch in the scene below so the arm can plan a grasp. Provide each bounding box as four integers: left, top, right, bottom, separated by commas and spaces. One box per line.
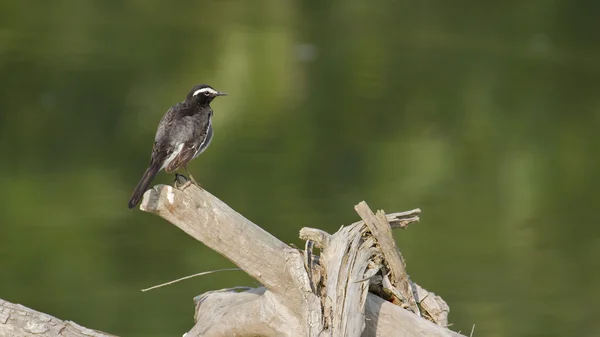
140, 183, 297, 301
141, 183, 323, 335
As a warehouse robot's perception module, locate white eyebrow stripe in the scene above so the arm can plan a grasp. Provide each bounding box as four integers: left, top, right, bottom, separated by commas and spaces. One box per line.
192, 87, 218, 96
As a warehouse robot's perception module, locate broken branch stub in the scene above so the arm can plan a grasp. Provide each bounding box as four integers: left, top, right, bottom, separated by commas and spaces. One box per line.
354, 202, 420, 315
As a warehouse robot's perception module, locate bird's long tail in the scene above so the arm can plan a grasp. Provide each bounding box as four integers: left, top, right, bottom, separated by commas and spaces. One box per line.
128, 161, 162, 209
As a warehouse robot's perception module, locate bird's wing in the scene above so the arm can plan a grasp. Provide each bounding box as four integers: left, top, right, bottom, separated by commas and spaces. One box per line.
164, 141, 198, 173
154, 105, 179, 145
147, 139, 170, 170
164, 115, 212, 172
149, 110, 176, 169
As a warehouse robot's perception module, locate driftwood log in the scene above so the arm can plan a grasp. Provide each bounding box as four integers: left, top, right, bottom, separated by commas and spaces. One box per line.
139, 178, 465, 337
0, 178, 466, 337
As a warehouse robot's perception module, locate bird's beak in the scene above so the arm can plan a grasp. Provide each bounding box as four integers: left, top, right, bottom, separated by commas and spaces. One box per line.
216, 92, 228, 96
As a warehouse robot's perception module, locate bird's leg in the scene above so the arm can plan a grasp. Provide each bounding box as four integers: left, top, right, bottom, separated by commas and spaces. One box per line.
184, 166, 200, 186
174, 173, 188, 189
174, 166, 201, 190
175, 174, 194, 190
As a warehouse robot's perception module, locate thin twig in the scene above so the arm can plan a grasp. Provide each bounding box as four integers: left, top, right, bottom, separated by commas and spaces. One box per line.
141, 268, 241, 292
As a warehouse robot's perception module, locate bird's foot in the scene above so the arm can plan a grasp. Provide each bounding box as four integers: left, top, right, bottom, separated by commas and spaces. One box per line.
174, 173, 202, 190
187, 173, 201, 187
174, 173, 184, 188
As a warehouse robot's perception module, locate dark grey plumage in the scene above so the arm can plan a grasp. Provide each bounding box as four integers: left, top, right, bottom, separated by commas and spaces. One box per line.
128, 84, 227, 209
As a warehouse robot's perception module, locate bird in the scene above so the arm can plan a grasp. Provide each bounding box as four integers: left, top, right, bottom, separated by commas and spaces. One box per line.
127, 84, 227, 209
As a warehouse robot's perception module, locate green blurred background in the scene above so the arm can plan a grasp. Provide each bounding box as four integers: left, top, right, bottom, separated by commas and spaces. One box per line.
1, 1, 599, 336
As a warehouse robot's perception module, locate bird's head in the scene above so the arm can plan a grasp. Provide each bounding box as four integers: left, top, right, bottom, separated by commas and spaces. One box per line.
187, 84, 227, 104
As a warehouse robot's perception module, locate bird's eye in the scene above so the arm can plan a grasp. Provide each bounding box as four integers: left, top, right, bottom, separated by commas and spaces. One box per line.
204, 91, 211, 96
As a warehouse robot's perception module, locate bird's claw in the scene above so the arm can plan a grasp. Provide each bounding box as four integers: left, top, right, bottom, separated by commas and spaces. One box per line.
187, 173, 201, 187
174, 173, 202, 190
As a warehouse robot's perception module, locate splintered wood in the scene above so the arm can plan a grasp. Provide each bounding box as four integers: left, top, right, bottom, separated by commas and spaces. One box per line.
354, 202, 420, 315
302, 202, 449, 332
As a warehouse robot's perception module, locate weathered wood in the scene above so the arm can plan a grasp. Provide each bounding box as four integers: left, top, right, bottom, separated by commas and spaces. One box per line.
139, 181, 465, 337
0, 299, 115, 337
320, 225, 376, 336
365, 296, 461, 337
141, 183, 324, 336
141, 183, 293, 300
354, 202, 420, 315
382, 209, 422, 229
1, 184, 460, 337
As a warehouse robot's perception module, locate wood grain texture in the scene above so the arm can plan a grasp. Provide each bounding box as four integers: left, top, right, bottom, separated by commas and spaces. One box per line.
0, 299, 115, 337
354, 202, 420, 314
141, 183, 323, 336
141, 183, 296, 301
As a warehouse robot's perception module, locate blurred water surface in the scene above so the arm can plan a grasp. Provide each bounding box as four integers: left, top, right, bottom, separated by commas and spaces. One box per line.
1, 1, 599, 336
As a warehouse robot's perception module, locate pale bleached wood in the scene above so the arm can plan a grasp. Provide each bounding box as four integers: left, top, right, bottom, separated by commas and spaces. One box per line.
0, 187, 458, 337
354, 202, 420, 314
0, 299, 115, 337
414, 283, 450, 326
365, 295, 464, 337
141, 183, 323, 337
302, 213, 450, 328
319, 224, 377, 337
189, 288, 282, 337
141, 183, 296, 302
189, 289, 463, 337
140, 183, 465, 337
298, 209, 421, 249
385, 209, 421, 229
299, 227, 331, 249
